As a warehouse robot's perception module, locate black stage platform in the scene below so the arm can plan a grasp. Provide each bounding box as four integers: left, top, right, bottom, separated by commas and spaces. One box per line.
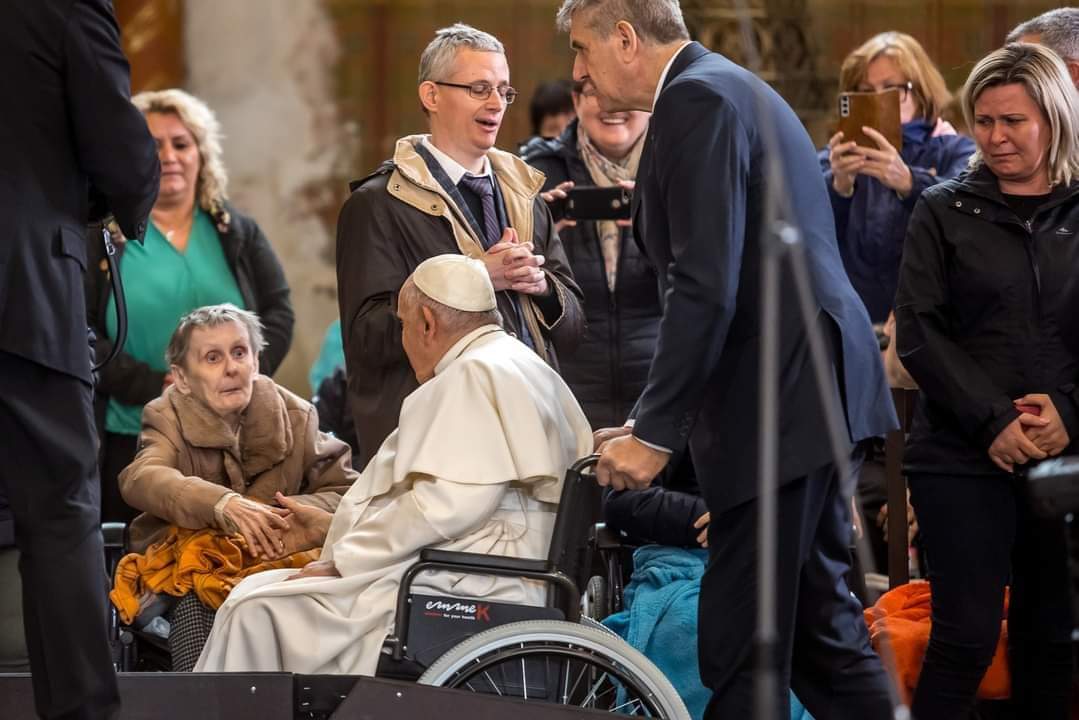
0, 672, 611, 719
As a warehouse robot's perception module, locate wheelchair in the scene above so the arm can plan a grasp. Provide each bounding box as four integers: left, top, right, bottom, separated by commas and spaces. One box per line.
106, 456, 690, 718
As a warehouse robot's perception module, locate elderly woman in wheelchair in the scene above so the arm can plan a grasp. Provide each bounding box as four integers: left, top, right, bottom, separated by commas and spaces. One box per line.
110, 304, 354, 670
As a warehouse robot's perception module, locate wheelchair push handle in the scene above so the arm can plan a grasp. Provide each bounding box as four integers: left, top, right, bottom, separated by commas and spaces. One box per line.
569, 454, 600, 476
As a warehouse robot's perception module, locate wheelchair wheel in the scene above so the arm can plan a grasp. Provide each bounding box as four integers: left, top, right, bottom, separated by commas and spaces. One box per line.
418, 619, 689, 718
583, 575, 610, 621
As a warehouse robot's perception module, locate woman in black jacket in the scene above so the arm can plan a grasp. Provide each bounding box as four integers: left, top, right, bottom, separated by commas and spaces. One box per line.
895, 44, 1079, 719
521, 84, 658, 431
86, 89, 294, 523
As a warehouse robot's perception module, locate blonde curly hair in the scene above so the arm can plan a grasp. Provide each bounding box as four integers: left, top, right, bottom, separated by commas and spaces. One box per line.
133, 89, 229, 221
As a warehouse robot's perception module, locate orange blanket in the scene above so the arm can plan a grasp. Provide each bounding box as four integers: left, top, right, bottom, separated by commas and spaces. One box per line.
863, 582, 1010, 701
110, 527, 319, 624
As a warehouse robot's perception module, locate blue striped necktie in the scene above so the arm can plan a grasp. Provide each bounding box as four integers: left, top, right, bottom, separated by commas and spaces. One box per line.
459, 173, 501, 249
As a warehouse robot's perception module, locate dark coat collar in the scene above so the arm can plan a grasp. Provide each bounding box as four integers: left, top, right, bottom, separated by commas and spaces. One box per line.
957, 163, 1079, 208
661, 41, 711, 94
520, 119, 581, 164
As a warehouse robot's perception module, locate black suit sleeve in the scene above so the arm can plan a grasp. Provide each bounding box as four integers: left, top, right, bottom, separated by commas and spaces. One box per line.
894, 198, 1018, 449
93, 340, 167, 404
244, 221, 294, 376
64, 0, 159, 240
603, 487, 708, 547
632, 83, 751, 452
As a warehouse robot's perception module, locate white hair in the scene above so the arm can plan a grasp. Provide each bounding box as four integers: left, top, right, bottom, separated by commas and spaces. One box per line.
418, 23, 504, 84
398, 279, 502, 335
555, 0, 689, 43
166, 304, 265, 369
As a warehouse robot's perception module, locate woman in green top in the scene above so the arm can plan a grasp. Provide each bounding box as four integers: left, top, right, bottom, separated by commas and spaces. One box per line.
86, 89, 294, 523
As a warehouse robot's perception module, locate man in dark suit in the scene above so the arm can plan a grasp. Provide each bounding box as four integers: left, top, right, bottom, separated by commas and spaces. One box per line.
557, 1, 898, 718
0, 1, 159, 717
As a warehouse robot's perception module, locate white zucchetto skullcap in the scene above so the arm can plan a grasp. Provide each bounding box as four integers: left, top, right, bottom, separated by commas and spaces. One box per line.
410, 254, 496, 312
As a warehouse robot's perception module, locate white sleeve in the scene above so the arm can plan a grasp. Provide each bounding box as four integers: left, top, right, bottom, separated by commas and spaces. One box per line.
327, 477, 506, 578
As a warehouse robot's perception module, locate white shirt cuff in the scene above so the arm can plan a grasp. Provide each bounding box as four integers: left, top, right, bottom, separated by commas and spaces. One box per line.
634, 435, 672, 454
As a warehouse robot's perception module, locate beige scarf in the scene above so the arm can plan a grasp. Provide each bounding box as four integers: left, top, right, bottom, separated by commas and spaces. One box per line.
576, 123, 645, 291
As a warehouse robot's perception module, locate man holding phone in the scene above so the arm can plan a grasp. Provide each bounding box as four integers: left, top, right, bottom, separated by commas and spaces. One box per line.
336, 23, 584, 468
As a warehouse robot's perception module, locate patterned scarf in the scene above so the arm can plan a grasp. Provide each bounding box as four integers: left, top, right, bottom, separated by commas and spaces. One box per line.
576, 122, 645, 291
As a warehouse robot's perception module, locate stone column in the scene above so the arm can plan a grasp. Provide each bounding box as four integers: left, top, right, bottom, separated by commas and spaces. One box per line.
184, 0, 356, 395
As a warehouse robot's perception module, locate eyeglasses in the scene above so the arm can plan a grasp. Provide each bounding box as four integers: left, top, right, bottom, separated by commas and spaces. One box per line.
434, 81, 518, 104
856, 81, 913, 102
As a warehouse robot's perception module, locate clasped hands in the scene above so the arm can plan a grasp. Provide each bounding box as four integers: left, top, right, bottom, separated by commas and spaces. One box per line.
482, 227, 548, 296
220, 492, 333, 564
988, 394, 1071, 473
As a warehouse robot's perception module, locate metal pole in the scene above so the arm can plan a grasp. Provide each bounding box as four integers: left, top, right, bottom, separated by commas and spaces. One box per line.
754, 224, 782, 720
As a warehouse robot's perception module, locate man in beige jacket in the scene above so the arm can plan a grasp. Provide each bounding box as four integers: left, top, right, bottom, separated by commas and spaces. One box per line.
335, 23, 584, 469
195, 255, 592, 676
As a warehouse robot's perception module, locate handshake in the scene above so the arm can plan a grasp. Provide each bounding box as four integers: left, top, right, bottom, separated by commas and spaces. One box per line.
988, 394, 1071, 473
220, 492, 332, 562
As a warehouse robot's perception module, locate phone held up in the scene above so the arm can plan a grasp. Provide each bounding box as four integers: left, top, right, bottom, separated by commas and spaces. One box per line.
549, 185, 632, 222
837, 86, 903, 152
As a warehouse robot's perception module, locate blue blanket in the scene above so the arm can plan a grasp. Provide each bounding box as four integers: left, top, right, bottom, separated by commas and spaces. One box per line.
603, 545, 813, 720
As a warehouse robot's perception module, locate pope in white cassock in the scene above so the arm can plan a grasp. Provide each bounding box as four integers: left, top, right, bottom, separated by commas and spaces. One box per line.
194, 254, 593, 675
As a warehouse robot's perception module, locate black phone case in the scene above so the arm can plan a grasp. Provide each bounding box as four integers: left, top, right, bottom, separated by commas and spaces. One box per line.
564, 186, 632, 221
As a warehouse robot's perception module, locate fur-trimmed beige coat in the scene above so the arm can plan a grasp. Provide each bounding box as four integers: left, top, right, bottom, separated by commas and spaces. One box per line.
120, 375, 355, 552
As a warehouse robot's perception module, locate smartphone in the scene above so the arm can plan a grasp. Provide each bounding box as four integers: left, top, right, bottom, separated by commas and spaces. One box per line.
837, 87, 903, 151
564, 186, 632, 221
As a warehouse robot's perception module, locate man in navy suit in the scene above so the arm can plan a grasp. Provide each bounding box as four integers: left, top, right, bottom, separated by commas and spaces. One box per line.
557, 1, 898, 717
0, 1, 158, 717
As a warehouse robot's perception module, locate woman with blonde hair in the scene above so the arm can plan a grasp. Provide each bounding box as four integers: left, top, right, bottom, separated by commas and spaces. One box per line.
821, 32, 975, 323
86, 89, 294, 524
895, 43, 1079, 718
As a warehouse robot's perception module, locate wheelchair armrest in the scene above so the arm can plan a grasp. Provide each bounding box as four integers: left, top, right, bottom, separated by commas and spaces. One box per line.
591, 523, 626, 550
417, 548, 550, 574
101, 522, 127, 550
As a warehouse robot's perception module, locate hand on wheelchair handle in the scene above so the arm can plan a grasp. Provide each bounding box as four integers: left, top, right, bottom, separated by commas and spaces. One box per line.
595, 434, 668, 491
592, 425, 632, 452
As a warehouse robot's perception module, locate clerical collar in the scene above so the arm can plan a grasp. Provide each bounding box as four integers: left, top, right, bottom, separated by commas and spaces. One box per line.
421, 136, 491, 184
434, 324, 503, 376
653, 41, 693, 112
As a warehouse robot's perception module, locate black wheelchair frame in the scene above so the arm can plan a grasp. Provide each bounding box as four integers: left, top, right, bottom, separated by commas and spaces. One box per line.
103, 457, 690, 718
